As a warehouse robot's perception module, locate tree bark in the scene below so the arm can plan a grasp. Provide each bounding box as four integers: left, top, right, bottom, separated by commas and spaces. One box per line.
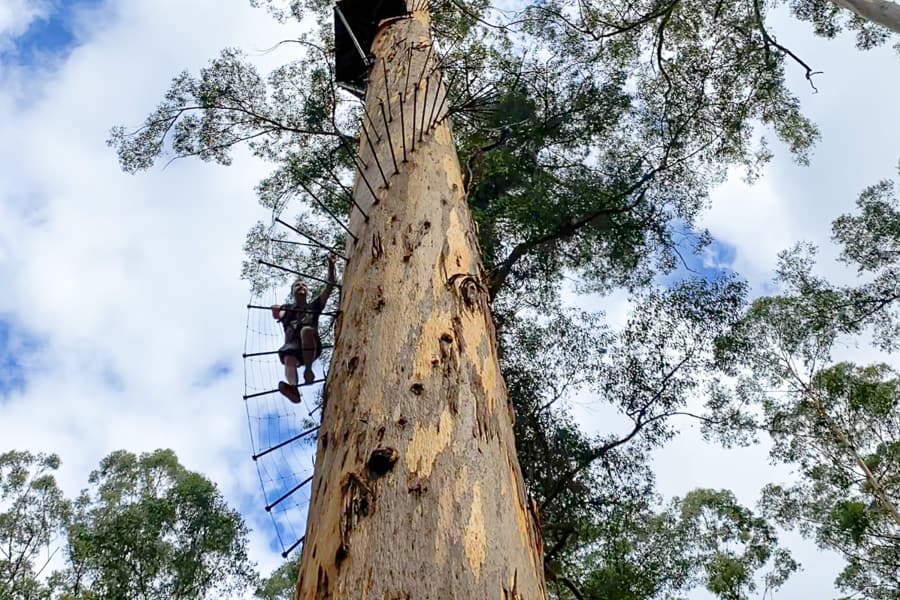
829, 0, 900, 34
295, 8, 547, 600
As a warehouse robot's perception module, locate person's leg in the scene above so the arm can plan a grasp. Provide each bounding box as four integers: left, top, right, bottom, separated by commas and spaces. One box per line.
300, 326, 317, 384
284, 355, 299, 386
279, 355, 301, 403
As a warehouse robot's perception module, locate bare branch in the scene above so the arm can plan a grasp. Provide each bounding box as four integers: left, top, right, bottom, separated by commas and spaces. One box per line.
752, 0, 822, 92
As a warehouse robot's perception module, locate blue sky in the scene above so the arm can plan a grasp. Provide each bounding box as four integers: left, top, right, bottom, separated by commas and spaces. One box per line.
195, 358, 234, 386
1, 0, 105, 66
658, 223, 740, 287
0, 318, 42, 396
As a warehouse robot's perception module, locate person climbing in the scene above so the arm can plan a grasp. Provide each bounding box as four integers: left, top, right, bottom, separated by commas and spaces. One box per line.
271, 253, 337, 404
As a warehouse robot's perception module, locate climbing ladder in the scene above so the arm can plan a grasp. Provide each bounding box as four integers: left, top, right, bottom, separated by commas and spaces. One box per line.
241, 215, 343, 558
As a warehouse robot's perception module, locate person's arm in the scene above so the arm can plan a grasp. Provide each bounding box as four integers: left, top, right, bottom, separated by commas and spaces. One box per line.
271, 305, 286, 320
317, 253, 337, 307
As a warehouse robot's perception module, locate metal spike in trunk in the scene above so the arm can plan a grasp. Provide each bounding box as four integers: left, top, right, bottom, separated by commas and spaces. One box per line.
299, 8, 547, 599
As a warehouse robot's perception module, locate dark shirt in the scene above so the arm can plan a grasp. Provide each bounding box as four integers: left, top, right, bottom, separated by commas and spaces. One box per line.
279, 296, 325, 340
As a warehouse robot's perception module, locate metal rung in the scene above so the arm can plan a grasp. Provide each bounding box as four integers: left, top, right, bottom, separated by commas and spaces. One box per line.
252, 426, 321, 461
247, 304, 340, 316
243, 346, 334, 359
265, 475, 314, 512
243, 379, 325, 400
274, 218, 347, 260
243, 388, 280, 400
258, 261, 341, 288
243, 350, 280, 359
281, 536, 305, 558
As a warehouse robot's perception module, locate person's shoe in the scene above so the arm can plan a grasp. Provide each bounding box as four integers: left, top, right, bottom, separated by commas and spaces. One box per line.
303, 367, 316, 385
278, 381, 302, 404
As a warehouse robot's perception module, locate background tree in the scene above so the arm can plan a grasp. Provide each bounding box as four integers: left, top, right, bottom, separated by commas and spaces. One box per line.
51, 449, 257, 600
255, 558, 300, 600
570, 488, 797, 600
0, 451, 69, 600
716, 171, 900, 599
505, 279, 780, 598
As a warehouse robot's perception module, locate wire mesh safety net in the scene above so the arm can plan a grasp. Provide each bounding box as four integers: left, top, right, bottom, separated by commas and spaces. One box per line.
242, 284, 335, 558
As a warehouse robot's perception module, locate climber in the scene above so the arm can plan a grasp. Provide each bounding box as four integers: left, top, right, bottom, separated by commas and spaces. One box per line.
271, 253, 337, 403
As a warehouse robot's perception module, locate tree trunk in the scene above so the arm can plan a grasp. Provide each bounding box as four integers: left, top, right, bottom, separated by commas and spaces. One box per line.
829, 0, 900, 34
295, 8, 547, 600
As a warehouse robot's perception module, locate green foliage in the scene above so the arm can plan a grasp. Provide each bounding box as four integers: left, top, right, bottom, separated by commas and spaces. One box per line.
500, 278, 784, 599
755, 364, 900, 600
51, 449, 257, 600
567, 490, 692, 600
108, 0, 844, 307
831, 177, 900, 350
254, 558, 299, 600
564, 488, 796, 600
677, 489, 797, 600
0, 451, 69, 600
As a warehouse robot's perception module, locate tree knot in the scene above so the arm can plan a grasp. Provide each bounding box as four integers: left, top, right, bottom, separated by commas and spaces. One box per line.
366, 447, 399, 479
448, 273, 488, 311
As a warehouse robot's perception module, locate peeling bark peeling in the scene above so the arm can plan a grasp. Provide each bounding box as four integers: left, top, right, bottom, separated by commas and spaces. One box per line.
295, 5, 547, 599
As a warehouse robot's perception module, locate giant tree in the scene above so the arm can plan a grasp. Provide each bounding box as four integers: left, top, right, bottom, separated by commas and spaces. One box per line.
108, 0, 894, 596
820, 0, 900, 36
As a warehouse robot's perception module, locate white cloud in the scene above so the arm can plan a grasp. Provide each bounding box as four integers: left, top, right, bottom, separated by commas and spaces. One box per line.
700, 6, 900, 292
0, 0, 51, 41
0, 0, 309, 582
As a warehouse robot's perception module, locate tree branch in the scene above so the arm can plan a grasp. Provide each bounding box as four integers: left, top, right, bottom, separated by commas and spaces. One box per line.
522, 0, 682, 42
542, 347, 702, 510
546, 568, 588, 600
752, 0, 822, 92
487, 169, 659, 298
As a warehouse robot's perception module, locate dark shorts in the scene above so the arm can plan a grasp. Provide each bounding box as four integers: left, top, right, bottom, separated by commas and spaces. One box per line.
278, 328, 322, 364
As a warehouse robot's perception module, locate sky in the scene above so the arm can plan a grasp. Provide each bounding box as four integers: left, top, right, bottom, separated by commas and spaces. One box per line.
0, 0, 898, 597
0, 0, 298, 579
